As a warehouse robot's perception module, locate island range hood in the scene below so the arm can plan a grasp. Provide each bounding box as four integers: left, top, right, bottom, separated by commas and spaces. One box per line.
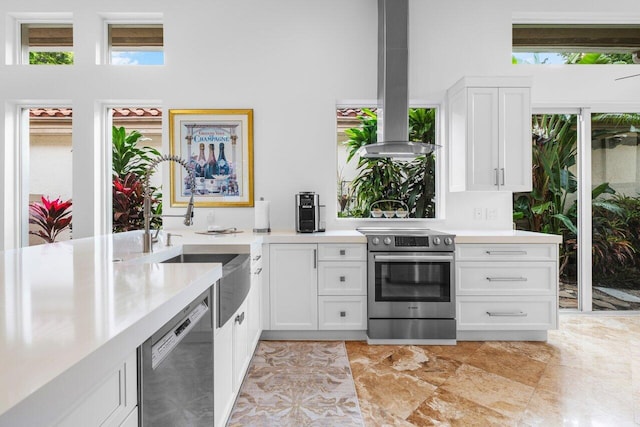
358, 0, 440, 159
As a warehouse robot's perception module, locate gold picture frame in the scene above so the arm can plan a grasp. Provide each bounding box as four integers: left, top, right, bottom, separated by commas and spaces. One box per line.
169, 109, 254, 207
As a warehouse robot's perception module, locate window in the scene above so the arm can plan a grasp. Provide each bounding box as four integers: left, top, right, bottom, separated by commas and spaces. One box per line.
336, 106, 440, 219
512, 24, 640, 65
25, 107, 73, 246
108, 24, 164, 65
109, 107, 162, 233
21, 23, 73, 65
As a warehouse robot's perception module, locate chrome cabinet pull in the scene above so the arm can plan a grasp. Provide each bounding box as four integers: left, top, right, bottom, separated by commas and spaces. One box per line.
235, 312, 245, 324
486, 311, 527, 317
485, 250, 527, 255
339, 275, 346, 282
253, 267, 263, 275
252, 255, 262, 261
313, 249, 317, 269
486, 277, 527, 282
500, 168, 505, 185
494, 168, 499, 186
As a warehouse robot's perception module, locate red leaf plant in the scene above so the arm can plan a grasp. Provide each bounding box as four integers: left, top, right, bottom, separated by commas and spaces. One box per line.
28, 196, 72, 243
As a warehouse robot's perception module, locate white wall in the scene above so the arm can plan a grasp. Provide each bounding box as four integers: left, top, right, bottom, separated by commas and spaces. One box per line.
3, 0, 640, 247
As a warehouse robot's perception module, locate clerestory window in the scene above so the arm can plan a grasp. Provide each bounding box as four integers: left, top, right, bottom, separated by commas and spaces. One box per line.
21, 23, 73, 65
108, 24, 164, 65
512, 24, 640, 65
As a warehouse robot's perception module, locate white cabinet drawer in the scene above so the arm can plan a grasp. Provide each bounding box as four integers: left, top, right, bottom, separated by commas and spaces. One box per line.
318, 261, 366, 295
457, 296, 557, 330
456, 244, 556, 261
317, 244, 366, 261
318, 296, 367, 330
456, 262, 556, 295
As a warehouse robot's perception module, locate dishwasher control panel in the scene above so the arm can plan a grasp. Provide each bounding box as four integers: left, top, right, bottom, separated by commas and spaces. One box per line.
151, 300, 208, 369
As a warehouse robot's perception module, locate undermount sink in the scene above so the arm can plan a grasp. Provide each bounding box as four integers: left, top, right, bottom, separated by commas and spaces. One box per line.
162, 252, 251, 328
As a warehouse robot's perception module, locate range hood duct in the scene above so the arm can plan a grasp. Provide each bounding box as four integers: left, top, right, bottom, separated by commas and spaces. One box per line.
358, 0, 440, 159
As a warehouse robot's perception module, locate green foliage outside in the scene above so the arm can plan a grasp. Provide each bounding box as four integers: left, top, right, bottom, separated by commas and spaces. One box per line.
112, 126, 162, 232
29, 52, 74, 65
514, 114, 640, 289
339, 108, 437, 218
512, 52, 634, 65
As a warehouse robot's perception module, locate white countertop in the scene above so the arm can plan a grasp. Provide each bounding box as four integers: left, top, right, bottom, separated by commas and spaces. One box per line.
0, 226, 560, 425
447, 229, 563, 244
167, 228, 560, 245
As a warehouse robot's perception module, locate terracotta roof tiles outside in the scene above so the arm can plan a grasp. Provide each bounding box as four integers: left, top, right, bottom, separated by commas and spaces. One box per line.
29, 108, 162, 118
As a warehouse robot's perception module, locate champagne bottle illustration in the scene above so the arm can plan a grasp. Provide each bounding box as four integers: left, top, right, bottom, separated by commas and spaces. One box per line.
195, 143, 206, 177
217, 142, 230, 175
205, 143, 217, 179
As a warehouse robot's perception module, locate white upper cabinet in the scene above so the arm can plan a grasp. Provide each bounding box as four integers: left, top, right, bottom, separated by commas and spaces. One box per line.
448, 76, 532, 192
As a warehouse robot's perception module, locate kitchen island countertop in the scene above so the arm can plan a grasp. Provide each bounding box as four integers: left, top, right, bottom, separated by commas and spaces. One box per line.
0, 231, 222, 427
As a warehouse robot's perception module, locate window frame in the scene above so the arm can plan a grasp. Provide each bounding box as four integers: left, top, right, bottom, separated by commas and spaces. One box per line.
335, 100, 445, 221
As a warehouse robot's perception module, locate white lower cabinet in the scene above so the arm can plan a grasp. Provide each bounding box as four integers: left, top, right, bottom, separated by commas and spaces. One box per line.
269, 244, 318, 330
56, 351, 137, 427
456, 243, 559, 340
268, 243, 367, 332
214, 244, 262, 427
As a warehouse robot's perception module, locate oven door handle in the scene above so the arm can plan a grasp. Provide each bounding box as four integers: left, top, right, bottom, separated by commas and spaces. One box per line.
373, 254, 454, 262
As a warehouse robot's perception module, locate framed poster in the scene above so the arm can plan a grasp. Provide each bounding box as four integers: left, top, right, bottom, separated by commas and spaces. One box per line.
169, 109, 254, 207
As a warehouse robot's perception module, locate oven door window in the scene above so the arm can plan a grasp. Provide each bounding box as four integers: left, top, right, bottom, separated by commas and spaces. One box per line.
375, 259, 451, 302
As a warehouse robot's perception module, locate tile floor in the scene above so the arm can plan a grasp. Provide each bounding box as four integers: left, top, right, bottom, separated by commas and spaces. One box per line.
346, 314, 640, 426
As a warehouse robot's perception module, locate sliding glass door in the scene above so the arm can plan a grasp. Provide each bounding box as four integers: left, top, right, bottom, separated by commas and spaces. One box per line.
590, 112, 640, 311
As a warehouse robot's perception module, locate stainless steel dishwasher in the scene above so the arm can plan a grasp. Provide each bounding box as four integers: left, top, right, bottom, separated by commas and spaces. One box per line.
138, 288, 214, 427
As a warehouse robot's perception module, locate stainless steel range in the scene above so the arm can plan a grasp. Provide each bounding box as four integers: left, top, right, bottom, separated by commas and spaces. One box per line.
357, 227, 456, 343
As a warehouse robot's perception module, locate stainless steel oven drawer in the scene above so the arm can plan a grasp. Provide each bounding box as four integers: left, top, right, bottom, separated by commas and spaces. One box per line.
368, 318, 456, 340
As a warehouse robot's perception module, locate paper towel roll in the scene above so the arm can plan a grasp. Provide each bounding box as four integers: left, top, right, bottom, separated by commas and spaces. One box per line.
253, 199, 271, 232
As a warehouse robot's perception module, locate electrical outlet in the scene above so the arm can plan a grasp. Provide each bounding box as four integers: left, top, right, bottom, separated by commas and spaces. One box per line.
487, 208, 497, 220
473, 207, 483, 220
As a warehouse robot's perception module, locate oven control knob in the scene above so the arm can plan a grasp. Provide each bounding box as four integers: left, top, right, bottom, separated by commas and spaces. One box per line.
371, 237, 380, 245
432, 237, 441, 245
444, 237, 453, 246
383, 237, 392, 245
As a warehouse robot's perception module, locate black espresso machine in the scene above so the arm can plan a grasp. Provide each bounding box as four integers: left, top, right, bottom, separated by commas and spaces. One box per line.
295, 192, 325, 233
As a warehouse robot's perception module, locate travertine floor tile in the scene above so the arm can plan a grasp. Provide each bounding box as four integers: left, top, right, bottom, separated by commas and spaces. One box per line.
407, 388, 516, 427
465, 343, 547, 387
378, 345, 462, 386
353, 363, 437, 420
416, 341, 483, 363
440, 364, 534, 419
358, 399, 415, 427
